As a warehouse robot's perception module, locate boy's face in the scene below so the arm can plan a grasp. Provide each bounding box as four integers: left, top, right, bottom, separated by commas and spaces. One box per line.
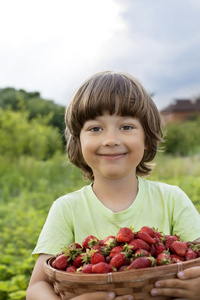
80, 112, 146, 181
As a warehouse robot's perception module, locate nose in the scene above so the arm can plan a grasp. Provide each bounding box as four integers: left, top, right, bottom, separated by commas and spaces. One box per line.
102, 130, 121, 147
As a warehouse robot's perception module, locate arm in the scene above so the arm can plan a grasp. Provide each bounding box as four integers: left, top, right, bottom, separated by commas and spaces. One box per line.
26, 254, 61, 300
151, 238, 200, 300
26, 254, 134, 300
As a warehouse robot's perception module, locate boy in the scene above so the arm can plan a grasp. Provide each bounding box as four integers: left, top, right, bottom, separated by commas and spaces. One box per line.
27, 71, 200, 300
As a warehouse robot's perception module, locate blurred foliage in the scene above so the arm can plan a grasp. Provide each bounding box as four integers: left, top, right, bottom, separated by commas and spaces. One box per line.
161, 118, 200, 156
0, 108, 63, 159
0, 87, 66, 145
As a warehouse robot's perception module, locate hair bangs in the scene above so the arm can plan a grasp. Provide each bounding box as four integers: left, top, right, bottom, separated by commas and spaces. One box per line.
75, 72, 147, 129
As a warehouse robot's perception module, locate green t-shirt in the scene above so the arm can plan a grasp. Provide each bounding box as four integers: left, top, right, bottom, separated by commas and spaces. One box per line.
32, 177, 200, 256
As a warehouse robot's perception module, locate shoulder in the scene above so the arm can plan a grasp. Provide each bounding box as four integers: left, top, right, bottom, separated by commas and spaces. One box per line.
53, 184, 93, 207
138, 176, 187, 199
139, 176, 180, 191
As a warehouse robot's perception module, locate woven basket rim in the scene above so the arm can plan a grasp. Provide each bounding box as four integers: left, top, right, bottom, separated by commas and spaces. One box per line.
44, 255, 200, 284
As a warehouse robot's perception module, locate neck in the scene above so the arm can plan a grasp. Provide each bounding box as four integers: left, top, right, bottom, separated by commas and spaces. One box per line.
92, 174, 138, 213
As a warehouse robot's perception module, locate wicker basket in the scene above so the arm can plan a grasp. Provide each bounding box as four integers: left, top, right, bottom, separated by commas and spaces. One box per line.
44, 252, 200, 300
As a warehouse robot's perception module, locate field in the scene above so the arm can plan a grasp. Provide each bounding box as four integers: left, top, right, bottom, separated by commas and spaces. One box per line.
1, 152, 200, 300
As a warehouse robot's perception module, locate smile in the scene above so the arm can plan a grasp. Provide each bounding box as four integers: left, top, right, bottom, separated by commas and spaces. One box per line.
99, 153, 127, 159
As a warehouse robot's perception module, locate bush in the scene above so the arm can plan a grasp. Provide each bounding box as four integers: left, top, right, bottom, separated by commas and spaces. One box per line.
0, 108, 63, 159
163, 119, 200, 155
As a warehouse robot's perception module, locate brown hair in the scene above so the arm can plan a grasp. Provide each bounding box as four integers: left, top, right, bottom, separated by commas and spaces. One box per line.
65, 71, 164, 181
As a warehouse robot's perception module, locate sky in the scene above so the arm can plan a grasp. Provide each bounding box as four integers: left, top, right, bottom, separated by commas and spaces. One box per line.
0, 0, 200, 110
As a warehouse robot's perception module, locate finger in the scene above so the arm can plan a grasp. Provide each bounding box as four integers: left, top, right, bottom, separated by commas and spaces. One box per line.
151, 287, 191, 298
115, 295, 134, 300
178, 266, 200, 279
74, 292, 134, 300
154, 278, 190, 290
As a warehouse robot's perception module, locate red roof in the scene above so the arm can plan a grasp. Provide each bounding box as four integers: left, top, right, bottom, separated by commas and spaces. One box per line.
161, 98, 200, 113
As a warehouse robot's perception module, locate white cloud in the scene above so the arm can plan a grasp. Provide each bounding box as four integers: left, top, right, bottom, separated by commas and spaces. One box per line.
0, 0, 200, 110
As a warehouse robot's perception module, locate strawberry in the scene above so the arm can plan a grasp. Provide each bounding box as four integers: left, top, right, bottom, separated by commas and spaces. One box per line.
73, 250, 91, 268
102, 236, 118, 248
170, 254, 185, 263
68, 242, 82, 250
170, 241, 188, 257
109, 253, 127, 269
155, 243, 166, 255
90, 245, 103, 253
185, 248, 198, 261
153, 230, 164, 242
92, 262, 113, 273
53, 254, 70, 270
105, 256, 112, 264
118, 265, 129, 272
82, 235, 99, 249
82, 264, 94, 273
156, 251, 172, 266
134, 249, 149, 257
127, 257, 154, 270
65, 243, 83, 261
188, 242, 200, 257
109, 245, 124, 258
66, 266, 77, 272
140, 226, 155, 237
91, 252, 105, 264
128, 239, 150, 251
136, 232, 156, 244
150, 244, 157, 257
116, 227, 134, 243
164, 235, 179, 249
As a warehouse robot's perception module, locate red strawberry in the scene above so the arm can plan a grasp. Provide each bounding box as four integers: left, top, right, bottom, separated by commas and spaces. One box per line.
185, 248, 198, 261
82, 264, 94, 273
92, 262, 113, 273
53, 254, 70, 270
188, 242, 200, 257
127, 257, 154, 270
170, 241, 188, 257
109, 245, 124, 258
170, 254, 185, 263
82, 235, 99, 249
66, 266, 77, 272
68, 242, 82, 250
73, 251, 91, 268
128, 239, 150, 251
91, 245, 102, 253
118, 265, 129, 272
150, 244, 157, 257
51, 259, 56, 268
136, 232, 156, 244
153, 230, 164, 242
109, 253, 127, 269
117, 227, 134, 243
165, 235, 179, 249
91, 252, 105, 264
155, 243, 166, 255
134, 249, 149, 257
140, 226, 154, 237
156, 252, 172, 266
102, 236, 118, 248
65, 243, 83, 261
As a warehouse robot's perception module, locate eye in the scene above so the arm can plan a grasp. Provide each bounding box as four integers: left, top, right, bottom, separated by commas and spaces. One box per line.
89, 126, 102, 132
120, 125, 134, 131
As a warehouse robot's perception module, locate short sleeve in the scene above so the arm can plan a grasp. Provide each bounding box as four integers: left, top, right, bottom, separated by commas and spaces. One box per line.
32, 197, 74, 256
171, 187, 200, 241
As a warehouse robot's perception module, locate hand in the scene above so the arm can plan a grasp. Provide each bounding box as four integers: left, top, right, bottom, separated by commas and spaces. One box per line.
73, 291, 134, 300
150, 266, 200, 300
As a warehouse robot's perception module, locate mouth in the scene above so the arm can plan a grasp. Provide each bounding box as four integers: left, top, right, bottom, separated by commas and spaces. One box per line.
99, 153, 127, 159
